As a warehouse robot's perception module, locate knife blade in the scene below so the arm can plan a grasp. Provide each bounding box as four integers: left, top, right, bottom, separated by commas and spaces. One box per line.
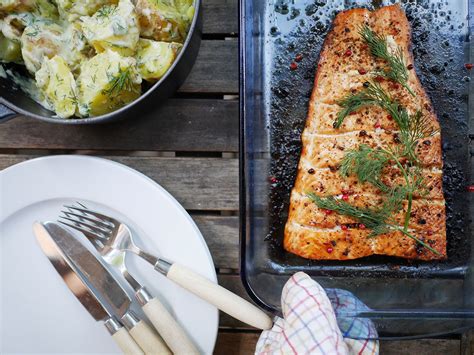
33, 221, 146, 354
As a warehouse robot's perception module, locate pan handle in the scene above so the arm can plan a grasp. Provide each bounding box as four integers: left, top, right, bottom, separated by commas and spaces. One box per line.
0, 103, 18, 123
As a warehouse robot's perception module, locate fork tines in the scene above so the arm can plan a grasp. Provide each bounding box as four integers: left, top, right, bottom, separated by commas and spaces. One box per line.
58, 203, 116, 242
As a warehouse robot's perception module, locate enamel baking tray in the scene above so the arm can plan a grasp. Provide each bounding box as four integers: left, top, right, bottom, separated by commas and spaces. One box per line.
240, 0, 474, 338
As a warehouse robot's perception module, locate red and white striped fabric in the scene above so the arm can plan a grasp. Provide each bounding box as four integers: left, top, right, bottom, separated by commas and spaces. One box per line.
256, 272, 379, 355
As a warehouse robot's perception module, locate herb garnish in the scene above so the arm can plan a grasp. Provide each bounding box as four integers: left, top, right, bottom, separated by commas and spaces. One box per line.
359, 25, 415, 96
308, 192, 440, 255
96, 5, 118, 18
334, 82, 437, 164
102, 68, 137, 98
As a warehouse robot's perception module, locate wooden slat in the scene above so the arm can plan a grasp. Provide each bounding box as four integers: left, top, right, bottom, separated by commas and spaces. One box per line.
0, 155, 238, 210
192, 215, 239, 269
203, 0, 238, 35
0, 99, 238, 152
214, 331, 461, 355
179, 39, 238, 94
215, 332, 260, 355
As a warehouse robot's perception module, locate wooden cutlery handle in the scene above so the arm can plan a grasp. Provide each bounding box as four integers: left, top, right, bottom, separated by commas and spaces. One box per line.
166, 263, 273, 330
129, 319, 171, 355
141, 296, 199, 355
112, 327, 145, 355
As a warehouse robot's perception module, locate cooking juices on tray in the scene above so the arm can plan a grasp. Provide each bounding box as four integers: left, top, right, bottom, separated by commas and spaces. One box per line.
284, 5, 446, 260
0, 0, 193, 118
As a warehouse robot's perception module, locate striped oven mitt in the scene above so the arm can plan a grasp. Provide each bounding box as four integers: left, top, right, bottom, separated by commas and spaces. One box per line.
256, 272, 379, 355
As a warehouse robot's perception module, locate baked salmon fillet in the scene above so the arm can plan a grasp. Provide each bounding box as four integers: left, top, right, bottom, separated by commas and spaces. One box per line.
283, 5, 446, 261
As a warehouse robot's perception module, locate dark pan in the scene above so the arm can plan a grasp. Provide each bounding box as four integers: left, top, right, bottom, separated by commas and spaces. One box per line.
0, 0, 202, 125
240, 0, 474, 338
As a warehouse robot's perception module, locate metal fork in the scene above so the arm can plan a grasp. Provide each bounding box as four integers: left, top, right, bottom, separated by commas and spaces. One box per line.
58, 203, 272, 332
60, 203, 199, 355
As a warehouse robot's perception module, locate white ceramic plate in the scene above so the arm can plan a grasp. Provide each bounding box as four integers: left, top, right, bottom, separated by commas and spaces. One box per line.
0, 155, 218, 354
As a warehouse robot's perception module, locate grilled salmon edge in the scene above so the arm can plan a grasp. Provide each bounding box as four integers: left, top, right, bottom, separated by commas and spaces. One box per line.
283, 4, 447, 261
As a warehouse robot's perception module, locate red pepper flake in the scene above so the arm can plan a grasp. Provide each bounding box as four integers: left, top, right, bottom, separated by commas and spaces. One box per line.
359, 223, 366, 230
323, 209, 333, 215
374, 120, 382, 129
349, 111, 357, 115
426, 229, 434, 236
358, 68, 367, 75
375, 76, 384, 82
344, 49, 352, 57
290, 62, 298, 70
467, 185, 474, 192
465, 63, 473, 70
327, 247, 334, 253
390, 82, 400, 90
407, 64, 414, 70
342, 194, 349, 201
341, 189, 353, 195
387, 114, 393, 120
341, 225, 348, 231
270, 177, 278, 183
295, 54, 303, 62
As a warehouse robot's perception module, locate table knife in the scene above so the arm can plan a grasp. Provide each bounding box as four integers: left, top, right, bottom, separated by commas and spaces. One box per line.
33, 222, 170, 355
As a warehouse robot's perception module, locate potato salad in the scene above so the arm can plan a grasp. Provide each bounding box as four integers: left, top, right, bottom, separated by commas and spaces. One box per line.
0, 0, 192, 118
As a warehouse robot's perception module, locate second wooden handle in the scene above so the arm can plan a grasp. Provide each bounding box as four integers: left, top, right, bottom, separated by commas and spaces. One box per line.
129, 320, 171, 355
167, 263, 273, 330
142, 297, 199, 355
112, 327, 144, 355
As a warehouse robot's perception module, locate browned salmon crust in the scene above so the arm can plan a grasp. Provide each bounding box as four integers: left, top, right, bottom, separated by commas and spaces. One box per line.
283, 5, 446, 261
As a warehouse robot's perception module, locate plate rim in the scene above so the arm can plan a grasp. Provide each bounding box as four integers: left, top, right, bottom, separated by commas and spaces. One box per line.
0, 154, 219, 353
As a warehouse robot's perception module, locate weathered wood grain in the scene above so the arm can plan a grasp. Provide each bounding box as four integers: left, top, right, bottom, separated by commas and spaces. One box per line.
0, 99, 238, 152
381, 339, 460, 355
0, 155, 239, 211
214, 332, 461, 355
203, 0, 238, 35
179, 39, 238, 93
215, 332, 260, 355
193, 215, 239, 269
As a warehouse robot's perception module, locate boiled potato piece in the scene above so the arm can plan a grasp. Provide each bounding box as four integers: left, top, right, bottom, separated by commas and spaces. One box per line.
136, 39, 181, 81
21, 20, 90, 74
21, 21, 63, 73
62, 22, 93, 73
35, 55, 77, 118
56, 0, 117, 21
77, 50, 141, 117
135, 0, 193, 43
0, 0, 34, 13
0, 0, 57, 18
1, 13, 34, 42
33, 0, 60, 20
0, 34, 22, 63
80, 0, 139, 56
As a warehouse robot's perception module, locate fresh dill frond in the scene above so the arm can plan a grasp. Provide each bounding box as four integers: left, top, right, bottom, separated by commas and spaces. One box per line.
96, 5, 118, 18
359, 25, 415, 96
334, 91, 377, 128
336, 83, 435, 164
340, 144, 391, 192
307, 192, 440, 255
307, 193, 389, 232
103, 68, 137, 98
334, 81, 390, 128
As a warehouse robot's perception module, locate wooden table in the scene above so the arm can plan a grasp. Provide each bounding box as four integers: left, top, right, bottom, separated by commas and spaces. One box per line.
0, 1, 471, 354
